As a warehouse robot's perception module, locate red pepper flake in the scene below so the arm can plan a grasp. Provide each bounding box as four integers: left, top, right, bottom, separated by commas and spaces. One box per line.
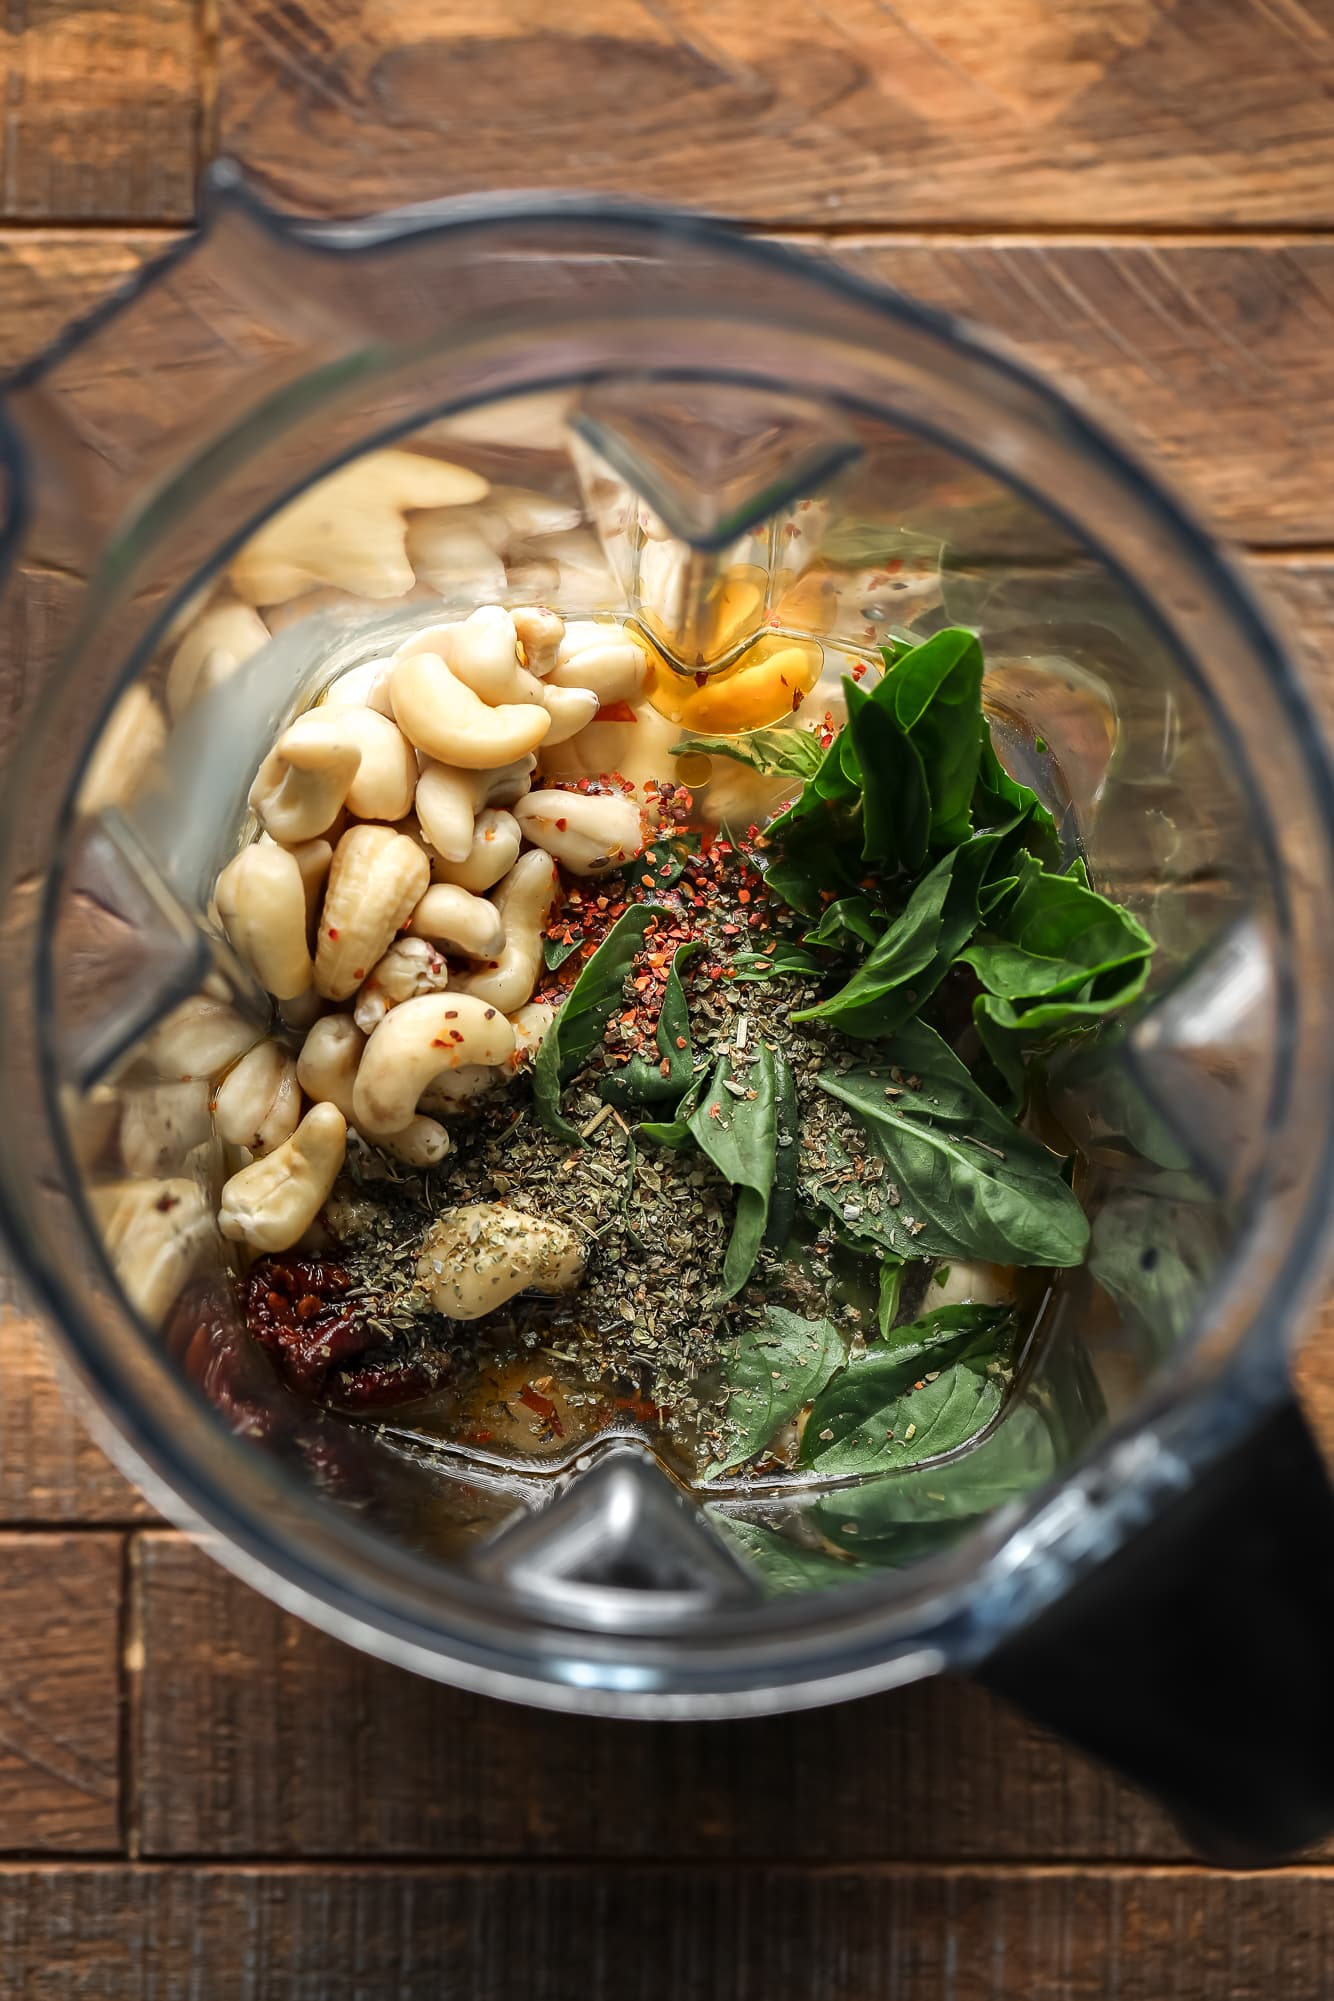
708, 1102, 722, 1120
595, 699, 636, 723
640, 874, 655, 888
675, 1035, 688, 1049
555, 817, 568, 832
737, 889, 751, 905
516, 1384, 564, 1436
327, 926, 339, 940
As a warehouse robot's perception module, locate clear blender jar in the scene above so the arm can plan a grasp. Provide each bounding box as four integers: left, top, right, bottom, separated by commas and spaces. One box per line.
3, 177, 1334, 1861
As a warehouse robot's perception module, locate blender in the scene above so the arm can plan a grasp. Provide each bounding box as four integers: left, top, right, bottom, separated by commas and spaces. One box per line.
2, 173, 1333, 1862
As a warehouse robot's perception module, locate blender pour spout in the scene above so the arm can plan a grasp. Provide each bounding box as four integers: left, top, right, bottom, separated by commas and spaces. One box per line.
570, 377, 861, 679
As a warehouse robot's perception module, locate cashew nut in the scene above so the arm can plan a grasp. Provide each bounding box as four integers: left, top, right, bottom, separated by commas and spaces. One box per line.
104, 1178, 214, 1325
120, 1081, 214, 1176
212, 1038, 302, 1154
282, 833, 333, 947
314, 824, 431, 1001
538, 701, 682, 799
396, 606, 545, 707
298, 1009, 450, 1164
512, 605, 565, 678
218, 1102, 347, 1252
407, 882, 506, 960
353, 994, 516, 1137
216, 840, 313, 1000
513, 788, 644, 877
390, 651, 550, 769
430, 807, 522, 893
249, 708, 362, 844
278, 989, 326, 1033
538, 683, 600, 746
335, 708, 418, 823
372, 1116, 451, 1168
64, 1083, 121, 1172
297, 1012, 363, 1123
509, 999, 556, 1069
320, 656, 396, 715
550, 624, 648, 703
353, 936, 449, 1035
927, 1260, 1016, 1310
418, 1063, 502, 1114
454, 849, 559, 1013
79, 686, 167, 815
166, 601, 270, 719
404, 517, 508, 600
416, 1205, 584, 1320
148, 995, 263, 1082
415, 757, 535, 860
229, 449, 489, 605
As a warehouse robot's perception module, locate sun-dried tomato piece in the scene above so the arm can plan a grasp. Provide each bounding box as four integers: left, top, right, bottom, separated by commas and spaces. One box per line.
243, 1256, 377, 1398
328, 1346, 453, 1412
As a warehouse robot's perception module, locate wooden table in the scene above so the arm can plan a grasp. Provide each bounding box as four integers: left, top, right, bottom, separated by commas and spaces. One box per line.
4, 4, 1334, 1993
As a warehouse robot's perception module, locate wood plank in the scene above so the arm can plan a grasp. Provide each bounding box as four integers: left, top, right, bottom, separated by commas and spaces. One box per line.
0, 1862, 1333, 1998
0, 1535, 121, 1852
218, 0, 1334, 229
134, 1530, 1183, 1860
0, 2, 198, 223
0, 233, 166, 373
4, 232, 1334, 542
0, 1307, 152, 1524
835, 239, 1334, 548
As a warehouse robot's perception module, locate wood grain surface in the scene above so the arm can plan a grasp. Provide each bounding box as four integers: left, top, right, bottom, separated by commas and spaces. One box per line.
4, 2, 1334, 1995
216, 0, 1334, 228
0, 1862, 1333, 1999
0, 2, 197, 222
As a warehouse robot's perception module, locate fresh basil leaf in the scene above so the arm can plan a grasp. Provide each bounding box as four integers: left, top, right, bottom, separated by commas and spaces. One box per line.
671, 726, 825, 780
817, 1019, 1089, 1267
768, 1036, 801, 1250
960, 856, 1153, 1002
801, 1320, 1012, 1476
630, 831, 699, 891
731, 942, 832, 983
543, 935, 582, 971
638, 1065, 710, 1149
877, 1300, 1015, 1369
708, 1514, 856, 1595
972, 945, 1155, 1095
805, 894, 884, 951
704, 1307, 845, 1476
876, 1259, 904, 1338
811, 1396, 1058, 1559
1089, 1185, 1224, 1354
845, 676, 930, 873
883, 627, 985, 847
794, 813, 1030, 1037
600, 940, 703, 1109
533, 904, 668, 1142
760, 713, 865, 916
687, 1041, 787, 1301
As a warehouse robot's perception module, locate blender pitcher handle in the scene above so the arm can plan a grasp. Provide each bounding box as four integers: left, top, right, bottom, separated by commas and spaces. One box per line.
977, 1389, 1334, 1862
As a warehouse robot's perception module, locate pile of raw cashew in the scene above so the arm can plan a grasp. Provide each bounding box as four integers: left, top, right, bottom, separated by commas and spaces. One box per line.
207, 602, 651, 1260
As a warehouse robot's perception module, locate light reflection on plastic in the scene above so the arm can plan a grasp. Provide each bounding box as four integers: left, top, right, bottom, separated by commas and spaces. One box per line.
558, 1659, 662, 1693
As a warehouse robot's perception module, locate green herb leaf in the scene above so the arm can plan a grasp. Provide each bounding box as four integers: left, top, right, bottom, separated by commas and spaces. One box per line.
1089, 1184, 1223, 1354
877, 1300, 1015, 1370
793, 811, 1031, 1038
600, 940, 703, 1108
638, 1066, 711, 1149
687, 1041, 791, 1301
883, 627, 985, 847
731, 942, 832, 983
705, 1307, 845, 1476
876, 1259, 904, 1338
671, 726, 825, 780
817, 1019, 1089, 1267
630, 831, 699, 890
960, 856, 1153, 1003
707, 1515, 855, 1595
543, 935, 582, 971
804, 894, 884, 951
801, 1318, 1014, 1476
533, 904, 668, 1143
845, 676, 930, 873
